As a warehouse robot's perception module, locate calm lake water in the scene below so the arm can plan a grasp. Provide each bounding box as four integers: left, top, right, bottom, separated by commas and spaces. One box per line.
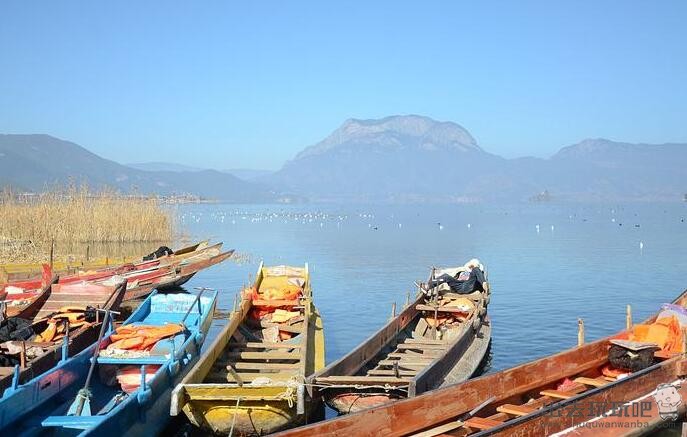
178, 201, 687, 376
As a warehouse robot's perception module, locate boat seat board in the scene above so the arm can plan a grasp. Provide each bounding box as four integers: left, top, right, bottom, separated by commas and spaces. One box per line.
95, 356, 170, 365
366, 369, 418, 376
42, 415, 105, 429
231, 362, 301, 370
464, 417, 504, 430
403, 338, 446, 345
376, 361, 428, 370
397, 343, 447, 350
227, 342, 301, 349
574, 377, 608, 388
224, 351, 300, 360
539, 389, 577, 400
411, 420, 465, 437
496, 403, 537, 416
315, 376, 412, 384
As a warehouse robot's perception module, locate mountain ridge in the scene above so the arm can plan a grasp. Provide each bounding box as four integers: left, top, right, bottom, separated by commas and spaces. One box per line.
268, 116, 687, 202
0, 134, 279, 202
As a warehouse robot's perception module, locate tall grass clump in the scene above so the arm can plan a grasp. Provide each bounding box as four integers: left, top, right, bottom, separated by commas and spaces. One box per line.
0, 185, 174, 263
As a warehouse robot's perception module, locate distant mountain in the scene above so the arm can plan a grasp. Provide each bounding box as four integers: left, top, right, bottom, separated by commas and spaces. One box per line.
222, 168, 274, 181
268, 116, 687, 202
0, 134, 279, 202
127, 162, 204, 172
4, 121, 686, 204
127, 162, 274, 182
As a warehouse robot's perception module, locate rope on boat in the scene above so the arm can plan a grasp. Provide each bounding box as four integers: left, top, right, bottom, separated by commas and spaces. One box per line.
277, 380, 300, 408
228, 396, 241, 437
305, 382, 410, 393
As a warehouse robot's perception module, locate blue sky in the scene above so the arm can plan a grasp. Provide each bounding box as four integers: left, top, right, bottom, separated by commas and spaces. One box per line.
1, 1, 685, 170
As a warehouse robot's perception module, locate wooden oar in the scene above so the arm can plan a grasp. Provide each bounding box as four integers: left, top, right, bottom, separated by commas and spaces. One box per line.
68, 309, 110, 416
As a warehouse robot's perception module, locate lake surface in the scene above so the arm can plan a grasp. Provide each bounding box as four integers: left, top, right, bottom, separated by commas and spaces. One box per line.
178, 201, 687, 376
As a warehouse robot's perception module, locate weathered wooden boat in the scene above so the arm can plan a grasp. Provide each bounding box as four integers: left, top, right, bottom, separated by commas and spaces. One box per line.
0, 240, 210, 287
0, 289, 217, 435
0, 279, 127, 395
276, 288, 687, 437
1, 270, 56, 320
0, 243, 232, 303
171, 263, 325, 435
120, 247, 233, 300
550, 355, 687, 437
311, 264, 491, 415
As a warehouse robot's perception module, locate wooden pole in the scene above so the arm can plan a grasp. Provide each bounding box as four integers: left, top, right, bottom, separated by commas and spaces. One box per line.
20, 341, 26, 369
226, 364, 243, 386
578, 318, 585, 346
50, 240, 55, 269
86, 245, 90, 262
626, 305, 632, 331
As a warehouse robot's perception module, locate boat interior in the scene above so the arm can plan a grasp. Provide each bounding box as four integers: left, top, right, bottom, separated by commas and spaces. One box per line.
10, 292, 213, 435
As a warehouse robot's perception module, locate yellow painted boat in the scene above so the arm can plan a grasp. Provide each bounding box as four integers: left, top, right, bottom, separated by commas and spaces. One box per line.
171, 262, 325, 435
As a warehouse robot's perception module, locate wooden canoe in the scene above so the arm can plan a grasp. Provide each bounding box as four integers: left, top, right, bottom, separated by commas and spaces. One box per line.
0, 240, 208, 281
122, 248, 234, 301
275, 288, 687, 437
1, 290, 218, 435
2, 275, 57, 319
171, 262, 326, 435
0, 243, 232, 303
312, 265, 491, 415
0, 240, 211, 288
0, 279, 127, 395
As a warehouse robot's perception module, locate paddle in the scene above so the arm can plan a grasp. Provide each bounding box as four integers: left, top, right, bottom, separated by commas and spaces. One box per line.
68, 309, 110, 416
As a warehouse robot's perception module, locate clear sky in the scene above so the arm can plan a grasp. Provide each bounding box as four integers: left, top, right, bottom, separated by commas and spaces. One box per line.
1, 1, 685, 170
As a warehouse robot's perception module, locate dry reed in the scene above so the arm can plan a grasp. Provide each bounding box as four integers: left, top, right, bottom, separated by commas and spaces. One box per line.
0, 186, 174, 263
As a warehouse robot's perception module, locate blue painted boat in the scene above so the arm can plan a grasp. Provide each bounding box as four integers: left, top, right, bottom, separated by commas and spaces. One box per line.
0, 289, 217, 435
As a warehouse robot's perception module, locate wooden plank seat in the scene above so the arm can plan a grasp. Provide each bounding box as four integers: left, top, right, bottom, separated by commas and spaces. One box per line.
496, 403, 537, 417
574, 377, 608, 388
315, 375, 412, 385
231, 362, 300, 370
539, 389, 578, 400
366, 369, 418, 377
388, 351, 442, 359
224, 351, 300, 360
397, 343, 447, 350
464, 416, 505, 430
378, 359, 433, 367
227, 342, 301, 349
402, 338, 446, 345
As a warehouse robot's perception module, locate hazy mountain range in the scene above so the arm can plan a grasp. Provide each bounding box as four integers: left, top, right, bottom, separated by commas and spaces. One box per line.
1, 115, 685, 202
0, 134, 279, 202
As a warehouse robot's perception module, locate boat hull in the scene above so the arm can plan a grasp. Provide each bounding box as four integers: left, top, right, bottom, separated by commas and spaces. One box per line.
183, 398, 323, 436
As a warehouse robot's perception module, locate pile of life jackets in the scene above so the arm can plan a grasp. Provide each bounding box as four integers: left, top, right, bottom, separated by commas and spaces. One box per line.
627, 315, 684, 355
249, 275, 304, 341
105, 324, 184, 351
35, 306, 96, 342
250, 275, 303, 320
